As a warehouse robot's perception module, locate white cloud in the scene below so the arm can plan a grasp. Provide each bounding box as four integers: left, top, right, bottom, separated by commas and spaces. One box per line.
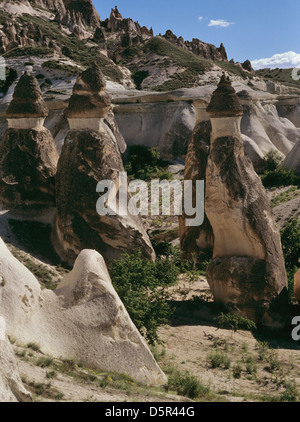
208, 19, 235, 28
251, 51, 300, 70
198, 16, 203, 21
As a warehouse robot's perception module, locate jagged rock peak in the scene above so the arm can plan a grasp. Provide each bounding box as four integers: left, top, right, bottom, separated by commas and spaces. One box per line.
6, 71, 48, 118
67, 62, 111, 119
110, 5, 123, 20
206, 74, 244, 117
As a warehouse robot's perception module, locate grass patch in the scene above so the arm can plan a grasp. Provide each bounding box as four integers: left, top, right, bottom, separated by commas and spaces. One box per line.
167, 367, 211, 400
217, 61, 250, 79
42, 60, 81, 75
4, 46, 54, 58
8, 244, 59, 290
270, 186, 300, 207
256, 68, 300, 89
207, 351, 231, 369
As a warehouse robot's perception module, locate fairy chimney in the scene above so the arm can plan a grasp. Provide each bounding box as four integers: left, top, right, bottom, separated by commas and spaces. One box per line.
204, 74, 288, 328
53, 63, 155, 265
0, 71, 58, 210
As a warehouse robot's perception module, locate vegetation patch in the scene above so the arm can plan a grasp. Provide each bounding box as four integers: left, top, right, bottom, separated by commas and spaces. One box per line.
42, 60, 81, 75
215, 312, 257, 332
270, 186, 300, 207
124, 145, 172, 181
256, 68, 300, 89
109, 250, 177, 344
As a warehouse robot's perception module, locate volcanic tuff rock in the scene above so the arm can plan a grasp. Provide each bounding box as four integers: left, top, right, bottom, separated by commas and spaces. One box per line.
282, 140, 300, 175
204, 75, 288, 327
0, 319, 32, 402
53, 64, 155, 265
0, 72, 58, 210
0, 239, 166, 385
178, 120, 213, 260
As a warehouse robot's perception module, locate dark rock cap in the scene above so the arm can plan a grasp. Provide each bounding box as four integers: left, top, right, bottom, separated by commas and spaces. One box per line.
66, 62, 111, 119
206, 74, 243, 118
6, 72, 48, 118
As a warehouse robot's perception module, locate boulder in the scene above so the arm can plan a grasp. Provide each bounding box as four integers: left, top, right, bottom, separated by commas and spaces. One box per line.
0, 238, 166, 386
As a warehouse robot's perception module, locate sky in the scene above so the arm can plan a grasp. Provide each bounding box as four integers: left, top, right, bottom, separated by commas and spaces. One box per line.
93, 0, 300, 69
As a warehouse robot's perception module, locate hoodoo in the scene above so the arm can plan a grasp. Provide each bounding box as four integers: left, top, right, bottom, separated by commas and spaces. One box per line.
198, 75, 288, 327
53, 63, 155, 265
0, 71, 58, 211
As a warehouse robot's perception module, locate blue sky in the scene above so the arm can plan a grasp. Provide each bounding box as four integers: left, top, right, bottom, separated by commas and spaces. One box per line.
93, 0, 300, 69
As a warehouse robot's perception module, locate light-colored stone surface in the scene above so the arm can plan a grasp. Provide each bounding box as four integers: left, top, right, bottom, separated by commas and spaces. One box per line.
282, 140, 300, 175
0, 239, 165, 385
0, 317, 32, 402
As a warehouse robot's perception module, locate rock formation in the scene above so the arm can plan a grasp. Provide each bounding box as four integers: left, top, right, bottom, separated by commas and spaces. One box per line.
239, 89, 300, 157
0, 71, 58, 211
163, 30, 228, 62
282, 140, 300, 175
178, 120, 214, 260
53, 63, 155, 265
294, 269, 300, 302
204, 75, 288, 327
0, 318, 32, 402
0, 238, 166, 385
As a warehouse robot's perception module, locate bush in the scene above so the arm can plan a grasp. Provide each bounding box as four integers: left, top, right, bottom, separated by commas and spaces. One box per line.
261, 167, 300, 188
215, 312, 257, 332
232, 363, 243, 379
280, 218, 300, 301
124, 145, 172, 181
109, 251, 176, 344
207, 351, 231, 369
281, 219, 300, 270
265, 150, 283, 171
167, 369, 210, 399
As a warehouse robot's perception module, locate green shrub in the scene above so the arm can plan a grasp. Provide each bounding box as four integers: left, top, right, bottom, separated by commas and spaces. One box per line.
261, 167, 300, 188
265, 150, 283, 171
256, 341, 270, 361
109, 251, 176, 344
215, 312, 257, 332
125, 145, 172, 181
232, 363, 243, 379
281, 218, 300, 270
207, 351, 231, 369
167, 369, 210, 399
